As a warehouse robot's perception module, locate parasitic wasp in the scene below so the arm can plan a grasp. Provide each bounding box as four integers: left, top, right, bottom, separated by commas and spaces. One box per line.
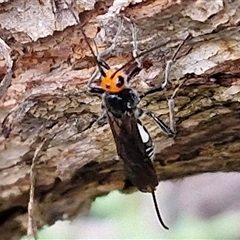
65, 0, 189, 230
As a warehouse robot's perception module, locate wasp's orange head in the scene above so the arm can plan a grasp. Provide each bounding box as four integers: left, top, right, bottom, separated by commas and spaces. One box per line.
100, 69, 127, 93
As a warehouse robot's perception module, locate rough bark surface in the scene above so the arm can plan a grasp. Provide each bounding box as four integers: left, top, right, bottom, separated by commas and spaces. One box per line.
0, 0, 240, 239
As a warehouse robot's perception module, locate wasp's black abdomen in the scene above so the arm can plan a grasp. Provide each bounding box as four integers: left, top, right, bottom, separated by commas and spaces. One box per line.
137, 120, 155, 160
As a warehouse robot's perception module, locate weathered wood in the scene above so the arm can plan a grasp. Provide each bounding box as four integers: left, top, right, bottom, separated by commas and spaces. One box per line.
0, 0, 240, 239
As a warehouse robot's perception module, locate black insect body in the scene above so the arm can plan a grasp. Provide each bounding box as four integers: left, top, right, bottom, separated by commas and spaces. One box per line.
64, 0, 187, 230
103, 88, 158, 192
101, 80, 172, 229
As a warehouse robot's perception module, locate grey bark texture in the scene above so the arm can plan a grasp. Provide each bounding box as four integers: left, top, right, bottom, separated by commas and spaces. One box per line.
0, 0, 240, 239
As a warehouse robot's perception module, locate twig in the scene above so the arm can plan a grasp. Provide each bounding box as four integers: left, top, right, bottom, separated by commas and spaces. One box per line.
27, 138, 50, 240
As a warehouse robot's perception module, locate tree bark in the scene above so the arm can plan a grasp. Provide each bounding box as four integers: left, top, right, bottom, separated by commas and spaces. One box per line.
0, 0, 240, 239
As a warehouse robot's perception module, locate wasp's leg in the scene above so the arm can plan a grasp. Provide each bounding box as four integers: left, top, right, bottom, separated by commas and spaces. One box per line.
140, 85, 165, 99
140, 35, 190, 99
145, 110, 175, 136
87, 75, 104, 94
86, 66, 105, 94
162, 36, 189, 89
85, 113, 107, 129
168, 97, 175, 133
86, 52, 110, 94
123, 16, 143, 83
66, 113, 107, 142
137, 108, 174, 137
92, 38, 111, 71
168, 77, 187, 132
159, 34, 191, 131
86, 38, 113, 94
93, 39, 111, 71
123, 16, 142, 69
96, 113, 107, 127
87, 85, 104, 94
98, 17, 124, 59
93, 101, 107, 127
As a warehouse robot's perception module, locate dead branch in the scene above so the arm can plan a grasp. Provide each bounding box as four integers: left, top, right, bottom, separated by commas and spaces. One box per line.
0, 0, 240, 239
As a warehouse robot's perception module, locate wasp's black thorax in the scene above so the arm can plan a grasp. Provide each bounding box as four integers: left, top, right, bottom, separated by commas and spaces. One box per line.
103, 88, 139, 118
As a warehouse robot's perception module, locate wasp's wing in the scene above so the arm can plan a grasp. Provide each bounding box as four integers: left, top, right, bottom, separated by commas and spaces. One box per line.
107, 112, 158, 192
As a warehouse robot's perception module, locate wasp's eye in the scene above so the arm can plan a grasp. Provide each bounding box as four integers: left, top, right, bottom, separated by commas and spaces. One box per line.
116, 76, 125, 88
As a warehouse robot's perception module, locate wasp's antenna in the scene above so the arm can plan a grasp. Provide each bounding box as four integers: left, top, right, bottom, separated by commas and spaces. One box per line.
92, 38, 99, 57
125, 16, 142, 68
63, 0, 106, 76
113, 34, 191, 79
99, 17, 124, 59
139, 34, 191, 99
152, 191, 169, 230
110, 16, 142, 81
111, 40, 171, 79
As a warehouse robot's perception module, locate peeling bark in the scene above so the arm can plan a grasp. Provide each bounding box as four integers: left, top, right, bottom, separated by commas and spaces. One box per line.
0, 0, 240, 239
